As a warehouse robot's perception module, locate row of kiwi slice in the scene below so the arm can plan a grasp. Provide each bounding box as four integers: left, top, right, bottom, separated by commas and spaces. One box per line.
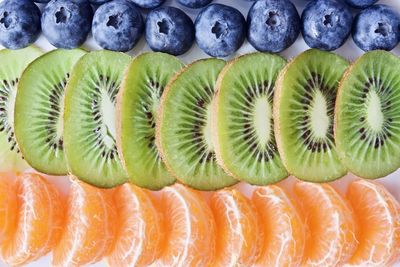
3, 47, 400, 190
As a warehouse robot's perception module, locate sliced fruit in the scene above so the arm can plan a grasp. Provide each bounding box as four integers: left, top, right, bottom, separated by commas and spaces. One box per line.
335, 50, 400, 179
154, 184, 216, 266
63, 50, 131, 188
294, 181, 357, 266
116, 52, 184, 190
252, 185, 305, 267
15, 49, 86, 175
0, 172, 17, 241
52, 178, 116, 266
346, 180, 400, 266
210, 189, 260, 266
274, 49, 348, 182
1, 173, 63, 266
107, 183, 163, 267
157, 59, 237, 190
213, 52, 288, 185
0, 47, 42, 172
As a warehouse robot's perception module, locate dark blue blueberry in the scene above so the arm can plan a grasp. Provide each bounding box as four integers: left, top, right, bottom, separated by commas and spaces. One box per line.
195, 4, 246, 57
89, 0, 111, 5
247, 0, 300, 53
177, 0, 212, 9
128, 0, 165, 9
41, 0, 93, 49
145, 6, 194, 55
344, 0, 378, 9
352, 4, 400, 51
34, 0, 51, 3
92, 0, 143, 52
0, 0, 41, 49
302, 0, 353, 51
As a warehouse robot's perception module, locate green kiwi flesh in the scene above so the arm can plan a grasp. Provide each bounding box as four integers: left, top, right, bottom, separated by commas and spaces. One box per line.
64, 50, 131, 188
335, 50, 400, 179
157, 58, 237, 190
116, 52, 184, 190
0, 46, 43, 172
274, 49, 348, 182
213, 53, 288, 185
15, 49, 86, 175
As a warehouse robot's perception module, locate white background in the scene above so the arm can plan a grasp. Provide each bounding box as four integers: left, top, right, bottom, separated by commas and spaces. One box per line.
1, 0, 400, 266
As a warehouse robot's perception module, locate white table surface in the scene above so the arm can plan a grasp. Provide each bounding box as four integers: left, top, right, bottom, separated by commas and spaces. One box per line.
1, 0, 400, 266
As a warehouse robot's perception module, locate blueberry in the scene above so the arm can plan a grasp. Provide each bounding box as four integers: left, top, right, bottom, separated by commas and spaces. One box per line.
195, 4, 246, 57
0, 0, 41, 49
41, 0, 93, 49
34, 0, 51, 3
89, 0, 111, 4
352, 4, 400, 51
247, 0, 300, 53
92, 0, 143, 52
145, 7, 194, 55
301, 0, 353, 51
177, 0, 212, 9
344, 0, 378, 9
128, 0, 165, 9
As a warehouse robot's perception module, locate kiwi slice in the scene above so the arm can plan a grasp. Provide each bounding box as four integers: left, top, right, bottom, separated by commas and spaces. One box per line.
274, 49, 348, 182
0, 46, 43, 172
15, 49, 86, 175
116, 53, 184, 190
157, 58, 237, 190
64, 50, 131, 188
212, 53, 288, 185
335, 51, 400, 179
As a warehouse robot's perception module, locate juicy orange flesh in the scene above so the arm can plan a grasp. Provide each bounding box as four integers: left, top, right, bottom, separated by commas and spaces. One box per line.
0, 172, 17, 241
155, 184, 215, 267
347, 180, 399, 266
1, 173, 63, 266
52, 178, 116, 267
294, 182, 356, 266
107, 184, 162, 267
210, 189, 259, 266
252, 185, 305, 267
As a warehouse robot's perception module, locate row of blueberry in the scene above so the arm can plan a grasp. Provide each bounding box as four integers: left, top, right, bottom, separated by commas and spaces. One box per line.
0, 0, 399, 57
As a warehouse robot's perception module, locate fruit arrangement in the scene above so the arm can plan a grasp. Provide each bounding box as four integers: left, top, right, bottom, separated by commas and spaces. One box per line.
1, 47, 399, 190
0, 172, 399, 266
0, 0, 399, 55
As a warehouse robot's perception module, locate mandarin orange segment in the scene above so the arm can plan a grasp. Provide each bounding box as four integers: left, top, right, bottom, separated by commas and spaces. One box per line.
210, 189, 260, 267
52, 178, 116, 267
152, 184, 215, 267
346, 180, 400, 266
0, 172, 17, 241
294, 181, 357, 267
1, 173, 63, 266
107, 184, 162, 267
252, 185, 305, 267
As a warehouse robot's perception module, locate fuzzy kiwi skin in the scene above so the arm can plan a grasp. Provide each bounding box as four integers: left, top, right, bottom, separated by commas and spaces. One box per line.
156, 59, 238, 191
211, 52, 288, 185
116, 52, 184, 190
334, 50, 400, 179
273, 49, 348, 182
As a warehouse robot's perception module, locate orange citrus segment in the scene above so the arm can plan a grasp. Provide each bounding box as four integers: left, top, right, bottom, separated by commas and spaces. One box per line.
1, 173, 63, 266
152, 184, 215, 267
252, 185, 305, 267
294, 181, 357, 266
346, 180, 400, 266
52, 178, 116, 267
107, 184, 162, 267
210, 189, 260, 266
0, 172, 17, 241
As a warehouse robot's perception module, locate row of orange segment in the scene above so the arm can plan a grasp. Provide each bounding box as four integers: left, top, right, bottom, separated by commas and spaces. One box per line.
0, 173, 399, 267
